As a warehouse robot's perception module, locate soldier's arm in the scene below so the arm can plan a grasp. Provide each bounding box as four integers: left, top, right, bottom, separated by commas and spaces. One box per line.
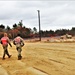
20, 37, 24, 43
13, 40, 16, 45
7, 38, 12, 47
0, 40, 2, 44
20, 37, 25, 46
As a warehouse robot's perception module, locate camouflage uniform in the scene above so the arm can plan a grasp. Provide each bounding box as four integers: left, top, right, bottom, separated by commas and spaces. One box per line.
0, 33, 12, 60
13, 36, 24, 60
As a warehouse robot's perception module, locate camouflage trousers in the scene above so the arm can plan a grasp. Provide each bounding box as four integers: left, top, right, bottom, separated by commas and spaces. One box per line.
2, 45, 10, 58
16, 47, 22, 57
16, 44, 22, 59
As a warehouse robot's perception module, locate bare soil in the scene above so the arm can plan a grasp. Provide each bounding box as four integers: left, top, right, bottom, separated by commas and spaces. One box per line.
0, 42, 75, 75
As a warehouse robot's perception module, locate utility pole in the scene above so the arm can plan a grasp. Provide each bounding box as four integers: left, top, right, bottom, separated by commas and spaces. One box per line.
37, 10, 41, 41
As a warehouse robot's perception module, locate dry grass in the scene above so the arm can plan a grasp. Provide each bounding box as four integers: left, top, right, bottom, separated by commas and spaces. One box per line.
0, 42, 75, 75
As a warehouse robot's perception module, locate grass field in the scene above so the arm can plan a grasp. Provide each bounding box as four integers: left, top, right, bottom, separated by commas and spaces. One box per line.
0, 42, 75, 75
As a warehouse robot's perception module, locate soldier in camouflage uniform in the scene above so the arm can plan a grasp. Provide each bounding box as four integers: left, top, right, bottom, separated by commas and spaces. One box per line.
13, 34, 24, 60
0, 33, 12, 60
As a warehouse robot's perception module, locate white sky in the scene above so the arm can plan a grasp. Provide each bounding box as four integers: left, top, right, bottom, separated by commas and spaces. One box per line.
0, 0, 75, 31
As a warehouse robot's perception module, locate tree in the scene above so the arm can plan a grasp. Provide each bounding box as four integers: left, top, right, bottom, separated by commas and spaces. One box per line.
24, 28, 31, 38
0, 24, 5, 32
13, 23, 17, 29
33, 27, 37, 34
23, 26, 26, 28
6, 26, 11, 30
71, 27, 75, 31
18, 20, 23, 27
0, 24, 5, 29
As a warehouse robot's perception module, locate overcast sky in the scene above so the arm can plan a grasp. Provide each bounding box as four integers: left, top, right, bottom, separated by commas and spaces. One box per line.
0, 0, 75, 31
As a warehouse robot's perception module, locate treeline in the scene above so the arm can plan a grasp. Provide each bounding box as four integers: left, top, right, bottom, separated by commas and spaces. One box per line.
0, 20, 75, 39
40, 27, 75, 37
0, 21, 34, 39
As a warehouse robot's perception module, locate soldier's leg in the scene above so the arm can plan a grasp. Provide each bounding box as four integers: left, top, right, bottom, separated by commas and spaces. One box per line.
4, 45, 10, 58
2, 46, 6, 59
2, 50, 6, 59
6, 49, 11, 58
17, 47, 22, 60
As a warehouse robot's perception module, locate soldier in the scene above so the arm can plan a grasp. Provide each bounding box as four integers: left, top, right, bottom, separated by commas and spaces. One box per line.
13, 34, 24, 60
0, 33, 12, 60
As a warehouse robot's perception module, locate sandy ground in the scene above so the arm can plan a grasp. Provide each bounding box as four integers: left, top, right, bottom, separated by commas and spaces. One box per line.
0, 42, 75, 75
